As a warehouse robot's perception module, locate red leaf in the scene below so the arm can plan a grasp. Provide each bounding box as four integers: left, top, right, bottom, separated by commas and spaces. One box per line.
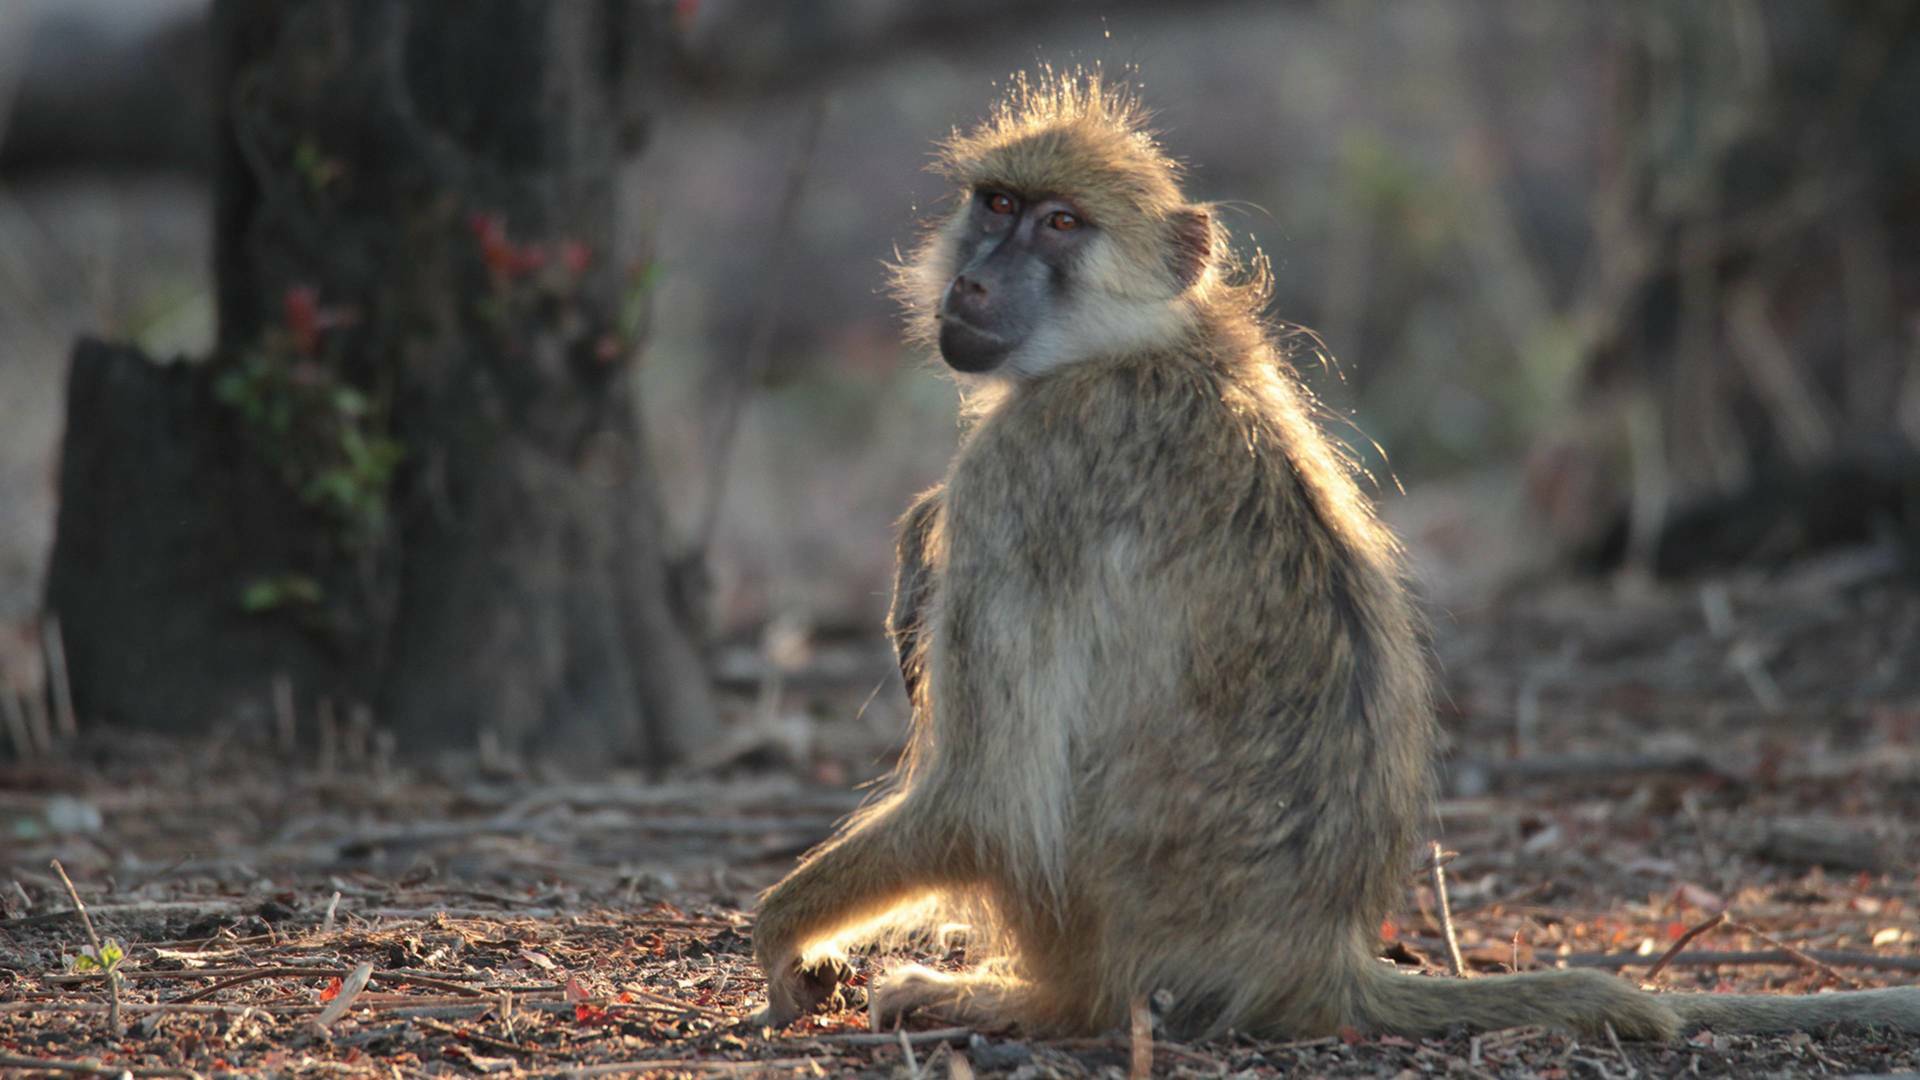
317, 976, 344, 1002
508, 245, 548, 276
470, 213, 517, 277
468, 212, 504, 244
284, 285, 321, 356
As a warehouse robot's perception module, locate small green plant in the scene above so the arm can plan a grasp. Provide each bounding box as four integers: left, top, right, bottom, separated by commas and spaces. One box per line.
67, 937, 125, 976
51, 859, 125, 1035
214, 286, 403, 560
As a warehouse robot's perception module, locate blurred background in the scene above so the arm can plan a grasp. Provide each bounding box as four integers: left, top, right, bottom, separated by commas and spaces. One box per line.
1, 0, 1915, 766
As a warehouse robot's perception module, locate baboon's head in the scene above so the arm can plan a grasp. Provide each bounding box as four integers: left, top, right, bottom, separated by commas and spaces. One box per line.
896, 69, 1219, 379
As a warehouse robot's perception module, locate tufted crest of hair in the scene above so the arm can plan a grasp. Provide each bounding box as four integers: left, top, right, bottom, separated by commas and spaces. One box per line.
892, 67, 1267, 384
938, 69, 1181, 239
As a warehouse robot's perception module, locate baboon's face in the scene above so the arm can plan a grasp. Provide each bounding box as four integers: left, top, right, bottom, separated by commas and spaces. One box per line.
936, 188, 1092, 374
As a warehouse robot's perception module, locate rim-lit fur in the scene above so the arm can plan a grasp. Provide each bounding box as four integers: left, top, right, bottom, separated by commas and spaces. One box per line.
756, 69, 1920, 1042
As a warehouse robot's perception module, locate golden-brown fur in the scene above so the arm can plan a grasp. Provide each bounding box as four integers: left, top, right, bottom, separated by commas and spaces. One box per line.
750, 67, 1920, 1041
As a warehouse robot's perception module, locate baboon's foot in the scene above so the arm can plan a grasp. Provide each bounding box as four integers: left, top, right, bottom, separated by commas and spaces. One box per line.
869, 963, 1021, 1032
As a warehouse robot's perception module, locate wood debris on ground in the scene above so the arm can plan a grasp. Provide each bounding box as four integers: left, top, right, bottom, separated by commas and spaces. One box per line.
1, 568, 1917, 1076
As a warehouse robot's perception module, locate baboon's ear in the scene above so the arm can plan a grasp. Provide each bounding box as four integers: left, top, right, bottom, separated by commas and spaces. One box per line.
1168, 206, 1213, 291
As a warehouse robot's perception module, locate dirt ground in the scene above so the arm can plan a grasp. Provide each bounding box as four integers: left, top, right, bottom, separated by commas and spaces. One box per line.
3, 555, 1919, 1078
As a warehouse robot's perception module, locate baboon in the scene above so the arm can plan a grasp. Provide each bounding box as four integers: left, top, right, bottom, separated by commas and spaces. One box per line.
751, 70, 1920, 1041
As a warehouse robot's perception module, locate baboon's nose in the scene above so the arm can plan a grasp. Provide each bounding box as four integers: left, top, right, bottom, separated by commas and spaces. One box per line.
946, 274, 991, 321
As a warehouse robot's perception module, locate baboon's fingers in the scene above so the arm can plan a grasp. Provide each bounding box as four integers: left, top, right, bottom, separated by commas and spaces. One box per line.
753, 953, 852, 1027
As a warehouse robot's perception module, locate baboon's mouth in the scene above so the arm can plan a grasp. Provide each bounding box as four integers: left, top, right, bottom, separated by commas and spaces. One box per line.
937, 316, 1013, 373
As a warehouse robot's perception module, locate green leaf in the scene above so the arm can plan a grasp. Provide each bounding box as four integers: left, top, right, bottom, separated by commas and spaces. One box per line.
71, 952, 99, 972
98, 940, 124, 968
240, 574, 323, 613
331, 386, 369, 417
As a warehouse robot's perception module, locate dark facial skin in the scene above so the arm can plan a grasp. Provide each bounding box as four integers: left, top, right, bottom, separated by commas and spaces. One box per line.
937, 190, 1092, 373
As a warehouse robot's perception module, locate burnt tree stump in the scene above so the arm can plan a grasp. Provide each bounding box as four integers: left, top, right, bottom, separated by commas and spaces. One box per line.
44, 1, 717, 764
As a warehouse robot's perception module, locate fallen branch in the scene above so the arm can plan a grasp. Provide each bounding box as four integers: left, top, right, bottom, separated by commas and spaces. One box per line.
413, 1015, 552, 1057
1, 899, 246, 929
805, 1026, 971, 1047
1563, 949, 1920, 974
0, 1053, 201, 1079
1460, 752, 1721, 788
163, 965, 493, 1003
384, 1003, 494, 1021
1044, 1035, 1222, 1068
53, 965, 505, 987
0, 1001, 287, 1017
525, 1058, 818, 1076
615, 983, 733, 1021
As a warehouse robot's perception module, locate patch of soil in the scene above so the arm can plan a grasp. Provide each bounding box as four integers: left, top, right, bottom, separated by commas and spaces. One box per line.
2, 561, 1917, 1076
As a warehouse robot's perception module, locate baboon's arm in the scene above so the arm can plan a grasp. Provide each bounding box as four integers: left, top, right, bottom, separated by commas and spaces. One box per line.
751, 488, 953, 1027
886, 486, 945, 711
751, 791, 973, 1025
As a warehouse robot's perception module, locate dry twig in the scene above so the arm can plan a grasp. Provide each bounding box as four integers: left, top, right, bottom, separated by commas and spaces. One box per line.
1430, 842, 1467, 977
42, 614, 76, 739
1603, 1021, 1638, 1079
1644, 911, 1727, 983
0, 1053, 201, 1079
1, 684, 36, 758
413, 1015, 551, 1057
1128, 993, 1153, 1080
1727, 920, 1866, 990
313, 960, 374, 1031
1566, 948, 1920, 975
160, 965, 492, 1003
808, 1026, 971, 1047
615, 983, 732, 1021
697, 95, 830, 548
525, 1059, 817, 1077
49, 859, 120, 1036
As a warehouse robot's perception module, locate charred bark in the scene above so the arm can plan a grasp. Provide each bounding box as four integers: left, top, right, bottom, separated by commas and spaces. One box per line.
44, 0, 716, 764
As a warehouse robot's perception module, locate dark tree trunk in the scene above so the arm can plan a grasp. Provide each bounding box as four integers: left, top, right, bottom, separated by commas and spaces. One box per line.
44, 0, 717, 764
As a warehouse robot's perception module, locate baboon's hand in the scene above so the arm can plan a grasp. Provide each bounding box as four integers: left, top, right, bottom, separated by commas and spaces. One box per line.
750, 953, 852, 1028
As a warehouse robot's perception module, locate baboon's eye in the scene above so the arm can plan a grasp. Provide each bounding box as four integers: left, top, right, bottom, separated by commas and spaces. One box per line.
1047, 211, 1080, 231
986, 193, 1016, 215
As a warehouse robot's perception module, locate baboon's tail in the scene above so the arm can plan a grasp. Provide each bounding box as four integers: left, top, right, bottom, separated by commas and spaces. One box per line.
1665, 985, 1920, 1034
1358, 965, 1920, 1039
1357, 967, 1680, 1039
